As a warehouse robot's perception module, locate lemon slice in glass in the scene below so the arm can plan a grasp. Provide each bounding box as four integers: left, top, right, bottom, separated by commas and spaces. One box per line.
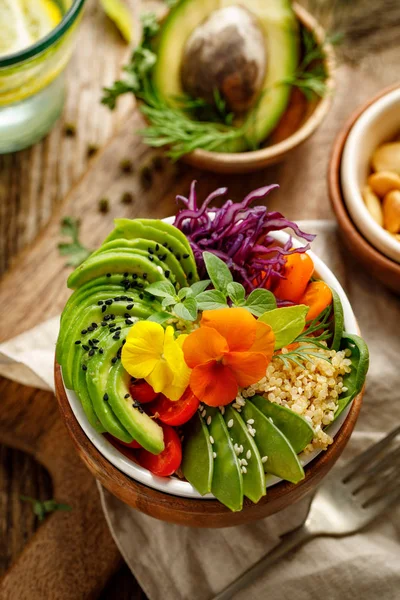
0, 0, 62, 58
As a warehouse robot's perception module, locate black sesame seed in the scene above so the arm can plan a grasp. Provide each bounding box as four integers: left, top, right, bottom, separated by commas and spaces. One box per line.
143, 273, 147, 279
92, 322, 97, 328
113, 334, 120, 340
155, 244, 160, 251
148, 248, 154, 254
101, 321, 107, 327
89, 349, 95, 357
165, 270, 170, 278
127, 297, 134, 301
124, 393, 130, 399
176, 253, 181, 261
124, 272, 128, 277
148, 255, 154, 262
111, 357, 117, 364
88, 340, 93, 347
114, 297, 121, 301
105, 299, 112, 306
132, 273, 138, 279
124, 313, 131, 318
121, 279, 129, 286
99, 349, 104, 354
92, 338, 99, 344
122, 339, 126, 345
82, 364, 87, 371
125, 319, 133, 325
98, 300, 104, 305
106, 273, 111, 278
81, 329, 87, 335
183, 253, 190, 259
137, 283, 144, 289
103, 393, 109, 401
168, 246, 174, 253
82, 344, 89, 351
110, 314, 115, 320
104, 315, 111, 321
109, 327, 116, 333
126, 304, 134, 310
102, 305, 107, 313
163, 242, 168, 247
139, 293, 144, 300
75, 340, 81, 345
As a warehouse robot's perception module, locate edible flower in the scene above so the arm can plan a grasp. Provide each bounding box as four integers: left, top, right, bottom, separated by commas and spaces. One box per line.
183, 308, 275, 406
121, 321, 191, 401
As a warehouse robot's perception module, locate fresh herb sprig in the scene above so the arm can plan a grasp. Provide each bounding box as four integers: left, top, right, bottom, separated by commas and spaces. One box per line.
145, 252, 276, 325
20, 495, 72, 522
58, 217, 92, 268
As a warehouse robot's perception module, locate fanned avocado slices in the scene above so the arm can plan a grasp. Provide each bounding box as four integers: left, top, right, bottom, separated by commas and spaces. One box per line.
250, 395, 313, 454
182, 412, 214, 495
241, 400, 305, 484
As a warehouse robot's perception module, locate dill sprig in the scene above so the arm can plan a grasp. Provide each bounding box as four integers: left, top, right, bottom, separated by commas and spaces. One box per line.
58, 217, 92, 268
275, 306, 333, 368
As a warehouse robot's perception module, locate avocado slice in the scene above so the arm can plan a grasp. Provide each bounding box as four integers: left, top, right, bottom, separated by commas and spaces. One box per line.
241, 400, 304, 484
182, 412, 213, 495
67, 251, 166, 290
107, 361, 164, 454
153, 0, 299, 147
251, 395, 313, 454
206, 408, 243, 512
91, 239, 188, 287
85, 326, 133, 442
224, 406, 266, 504
104, 218, 198, 282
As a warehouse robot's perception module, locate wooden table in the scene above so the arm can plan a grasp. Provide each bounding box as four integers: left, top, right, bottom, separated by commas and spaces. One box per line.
0, 0, 398, 597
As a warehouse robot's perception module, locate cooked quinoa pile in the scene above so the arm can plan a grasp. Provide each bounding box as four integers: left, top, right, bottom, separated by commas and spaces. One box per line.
237, 345, 353, 453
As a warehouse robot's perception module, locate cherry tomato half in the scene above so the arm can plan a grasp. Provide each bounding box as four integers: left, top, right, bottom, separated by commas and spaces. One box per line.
137, 423, 182, 477
129, 379, 159, 404
274, 252, 314, 303
300, 281, 333, 321
150, 388, 200, 426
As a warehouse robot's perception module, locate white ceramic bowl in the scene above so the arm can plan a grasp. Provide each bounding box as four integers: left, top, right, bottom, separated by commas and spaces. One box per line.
341, 86, 400, 264
63, 224, 358, 500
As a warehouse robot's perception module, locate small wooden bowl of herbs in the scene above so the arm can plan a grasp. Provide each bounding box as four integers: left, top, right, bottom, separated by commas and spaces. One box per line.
102, 1, 335, 174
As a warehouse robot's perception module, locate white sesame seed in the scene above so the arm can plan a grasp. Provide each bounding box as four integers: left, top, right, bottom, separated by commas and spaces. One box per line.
241, 459, 248, 466
209, 436, 214, 444
201, 409, 206, 418
213, 452, 217, 459
247, 418, 254, 425
219, 406, 225, 415
241, 466, 247, 474
156, 265, 163, 274
227, 419, 234, 428
246, 450, 251, 459
207, 416, 211, 426
261, 456, 268, 463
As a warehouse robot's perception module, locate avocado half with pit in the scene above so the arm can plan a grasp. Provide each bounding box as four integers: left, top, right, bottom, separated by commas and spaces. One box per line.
153, 0, 299, 147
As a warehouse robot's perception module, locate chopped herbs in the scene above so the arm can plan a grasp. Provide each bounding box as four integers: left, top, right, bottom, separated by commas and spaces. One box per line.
20, 495, 72, 521
58, 217, 92, 268
99, 198, 110, 213
121, 191, 134, 204
120, 158, 134, 173
64, 123, 76, 137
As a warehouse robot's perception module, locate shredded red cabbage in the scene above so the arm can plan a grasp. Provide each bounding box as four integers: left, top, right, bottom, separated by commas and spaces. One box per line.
174, 181, 316, 292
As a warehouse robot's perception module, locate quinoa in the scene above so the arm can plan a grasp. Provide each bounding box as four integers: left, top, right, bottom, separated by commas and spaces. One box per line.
241, 345, 353, 453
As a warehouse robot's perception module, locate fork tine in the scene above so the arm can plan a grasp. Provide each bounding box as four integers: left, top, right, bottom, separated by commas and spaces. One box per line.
341, 425, 400, 482
348, 444, 400, 494
363, 483, 400, 514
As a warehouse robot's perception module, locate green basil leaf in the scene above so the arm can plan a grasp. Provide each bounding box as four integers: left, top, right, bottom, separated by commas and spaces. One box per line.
334, 333, 369, 420
226, 282, 246, 305
100, 0, 134, 43
161, 295, 176, 308
174, 298, 198, 322
259, 305, 308, 350
196, 290, 228, 311
178, 287, 190, 300
244, 289, 277, 317
147, 311, 172, 325
190, 279, 211, 296
203, 252, 232, 293
145, 280, 176, 298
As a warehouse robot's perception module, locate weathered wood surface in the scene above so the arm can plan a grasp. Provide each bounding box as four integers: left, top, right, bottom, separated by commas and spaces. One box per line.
0, 0, 399, 596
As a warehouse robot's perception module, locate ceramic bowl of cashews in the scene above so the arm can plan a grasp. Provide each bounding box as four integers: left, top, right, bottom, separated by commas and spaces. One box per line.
341, 86, 400, 265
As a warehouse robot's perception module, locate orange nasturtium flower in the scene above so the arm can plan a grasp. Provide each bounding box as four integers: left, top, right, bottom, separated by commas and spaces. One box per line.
182, 308, 275, 407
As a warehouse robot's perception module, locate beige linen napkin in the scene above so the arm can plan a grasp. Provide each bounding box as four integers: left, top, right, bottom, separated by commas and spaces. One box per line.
1, 221, 399, 599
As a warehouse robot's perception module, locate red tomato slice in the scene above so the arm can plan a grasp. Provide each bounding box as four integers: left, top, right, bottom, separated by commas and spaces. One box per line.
129, 379, 159, 403
150, 388, 200, 426
137, 423, 182, 477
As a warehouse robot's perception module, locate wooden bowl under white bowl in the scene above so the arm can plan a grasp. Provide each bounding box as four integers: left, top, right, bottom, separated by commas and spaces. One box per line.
55, 228, 363, 528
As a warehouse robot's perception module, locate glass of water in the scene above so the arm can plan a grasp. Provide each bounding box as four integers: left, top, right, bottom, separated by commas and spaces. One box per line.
0, 0, 86, 154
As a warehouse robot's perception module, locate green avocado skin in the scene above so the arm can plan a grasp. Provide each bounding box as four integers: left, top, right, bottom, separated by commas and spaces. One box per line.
241, 400, 305, 484
182, 412, 213, 495
206, 408, 243, 512
250, 395, 313, 454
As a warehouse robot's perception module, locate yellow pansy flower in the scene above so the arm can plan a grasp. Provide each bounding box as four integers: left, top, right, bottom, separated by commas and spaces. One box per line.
121, 321, 191, 401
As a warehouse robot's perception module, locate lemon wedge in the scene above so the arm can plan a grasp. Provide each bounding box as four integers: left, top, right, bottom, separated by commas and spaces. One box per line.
0, 0, 62, 58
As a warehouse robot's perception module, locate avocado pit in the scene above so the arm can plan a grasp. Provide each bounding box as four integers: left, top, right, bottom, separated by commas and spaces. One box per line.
180, 6, 267, 114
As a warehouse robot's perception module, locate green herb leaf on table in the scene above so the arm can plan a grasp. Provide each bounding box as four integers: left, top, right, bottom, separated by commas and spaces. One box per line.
196, 290, 228, 311
20, 495, 72, 522
100, 0, 134, 43
174, 297, 198, 322
226, 282, 246, 306
58, 217, 92, 268
145, 280, 176, 298
203, 252, 233, 293
243, 288, 277, 317
259, 305, 308, 350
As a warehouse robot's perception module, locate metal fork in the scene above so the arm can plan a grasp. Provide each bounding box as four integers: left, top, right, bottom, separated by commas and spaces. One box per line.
213, 426, 400, 600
